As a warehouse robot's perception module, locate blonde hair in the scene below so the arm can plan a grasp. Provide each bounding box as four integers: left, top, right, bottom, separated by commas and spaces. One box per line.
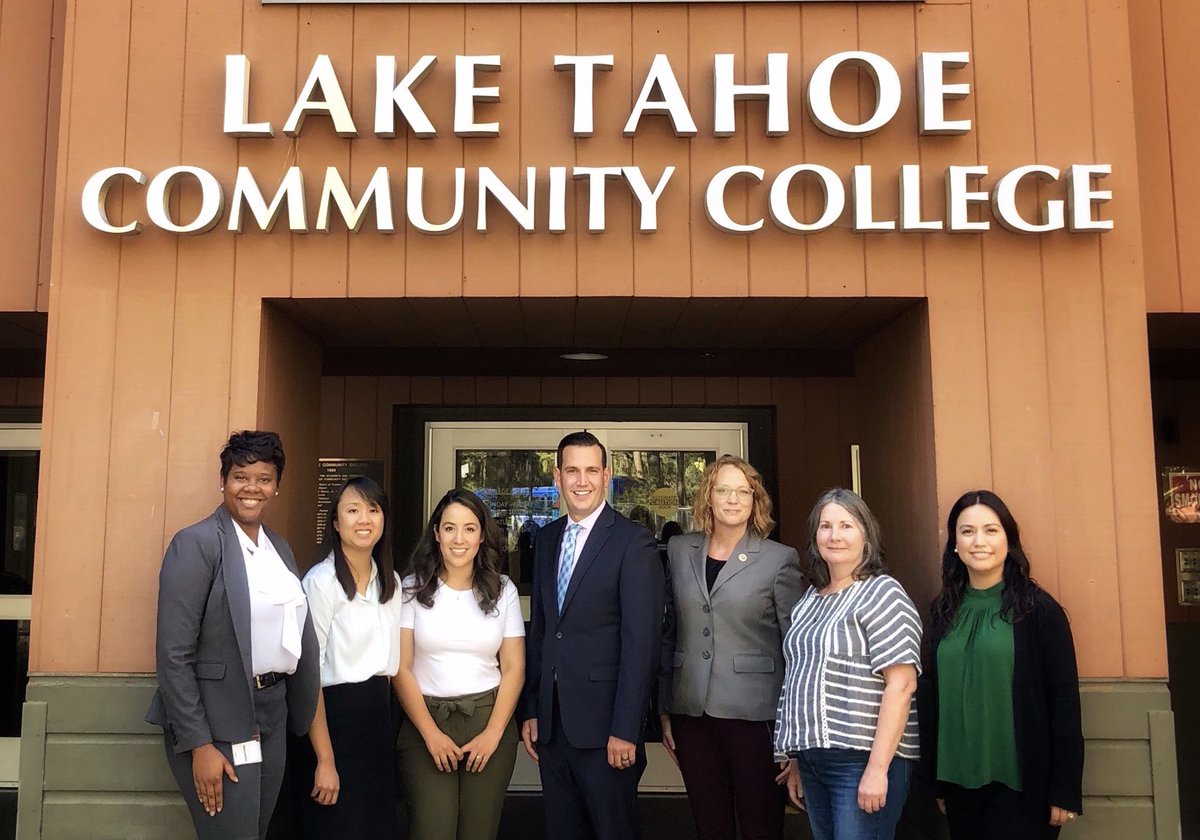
692, 455, 775, 537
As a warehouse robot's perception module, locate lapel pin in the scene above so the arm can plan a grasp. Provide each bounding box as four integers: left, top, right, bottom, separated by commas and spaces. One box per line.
738, 553, 748, 562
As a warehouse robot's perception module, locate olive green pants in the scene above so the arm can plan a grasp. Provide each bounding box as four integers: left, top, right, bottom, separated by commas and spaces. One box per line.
397, 688, 519, 840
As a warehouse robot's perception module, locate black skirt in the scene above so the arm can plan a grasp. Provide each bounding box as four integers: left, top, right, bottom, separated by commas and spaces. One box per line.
294, 675, 399, 840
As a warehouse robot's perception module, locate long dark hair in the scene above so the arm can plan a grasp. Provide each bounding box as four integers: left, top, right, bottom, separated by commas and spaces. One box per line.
804, 488, 887, 589
930, 490, 1039, 639
320, 476, 396, 604
405, 489, 507, 615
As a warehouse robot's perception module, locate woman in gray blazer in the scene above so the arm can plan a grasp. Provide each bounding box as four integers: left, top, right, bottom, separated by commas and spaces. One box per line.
146, 430, 320, 840
660, 455, 805, 840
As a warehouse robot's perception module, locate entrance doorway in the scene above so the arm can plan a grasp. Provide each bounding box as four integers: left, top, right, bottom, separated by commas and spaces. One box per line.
0, 423, 38, 788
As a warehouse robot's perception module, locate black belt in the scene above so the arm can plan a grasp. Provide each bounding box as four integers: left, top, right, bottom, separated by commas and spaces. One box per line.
253, 672, 287, 690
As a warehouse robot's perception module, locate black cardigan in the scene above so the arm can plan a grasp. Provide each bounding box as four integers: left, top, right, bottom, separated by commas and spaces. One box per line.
918, 587, 1085, 815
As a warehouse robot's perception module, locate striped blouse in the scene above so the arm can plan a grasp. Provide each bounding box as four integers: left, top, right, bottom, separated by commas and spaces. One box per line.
774, 574, 922, 760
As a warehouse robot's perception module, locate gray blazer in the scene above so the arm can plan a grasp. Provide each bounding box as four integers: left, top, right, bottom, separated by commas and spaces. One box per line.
660, 531, 804, 722
145, 505, 320, 754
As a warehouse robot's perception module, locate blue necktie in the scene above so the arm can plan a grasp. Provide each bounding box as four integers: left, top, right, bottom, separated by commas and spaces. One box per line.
556, 523, 581, 612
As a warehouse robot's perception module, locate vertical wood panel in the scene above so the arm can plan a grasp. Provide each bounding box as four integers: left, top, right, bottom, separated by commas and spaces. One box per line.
1030, 0, 1122, 676
16, 378, 44, 407
30, 0, 132, 672
347, 6, 410, 297
576, 6, 635, 297
1129, 0, 1181, 312
630, 6, 690, 297
0, 0, 54, 310
98, 0, 188, 672
374, 375, 410, 492
915, 5, 994, 526
689, 6, 748, 297
799, 4, 864, 296
474, 376, 509, 405
291, 7, 354, 298
771, 378, 806, 550
0, 379, 16, 406
737, 377, 773, 405
442, 376, 476, 406
518, 7, 577, 296
508, 377, 541, 405
572, 377, 606, 406
410, 376, 444, 404
342, 376, 379, 454
1161, 0, 1200, 310
463, 6, 521, 297
670, 377, 705, 406
858, 4, 925, 297
36, 0, 67, 313
320, 376, 346, 454
404, 6, 464, 296
637, 377, 671, 406
745, 5, 806, 297
162, 0, 241, 544
605, 377, 638, 405
1089, 0, 1168, 676
969, 0, 1059, 590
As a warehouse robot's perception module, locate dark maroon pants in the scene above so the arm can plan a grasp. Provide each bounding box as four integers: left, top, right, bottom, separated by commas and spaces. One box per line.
671, 713, 787, 840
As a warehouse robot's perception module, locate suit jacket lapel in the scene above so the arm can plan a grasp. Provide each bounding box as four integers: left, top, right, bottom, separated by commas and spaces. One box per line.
710, 532, 761, 597
687, 534, 709, 604
216, 505, 255, 685
560, 505, 614, 617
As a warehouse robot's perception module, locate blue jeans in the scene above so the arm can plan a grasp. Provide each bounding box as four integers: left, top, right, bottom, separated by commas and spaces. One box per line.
795, 748, 913, 840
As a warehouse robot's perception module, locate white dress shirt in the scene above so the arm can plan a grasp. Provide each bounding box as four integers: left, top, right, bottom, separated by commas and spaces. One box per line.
303, 554, 404, 688
233, 522, 308, 676
561, 502, 607, 571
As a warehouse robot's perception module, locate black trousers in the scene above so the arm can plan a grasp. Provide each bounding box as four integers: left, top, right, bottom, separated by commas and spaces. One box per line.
164, 680, 287, 840
942, 782, 1062, 840
671, 713, 786, 840
537, 689, 645, 840
292, 676, 398, 840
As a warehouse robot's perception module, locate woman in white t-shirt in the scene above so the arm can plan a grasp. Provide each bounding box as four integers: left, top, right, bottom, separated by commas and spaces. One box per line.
296, 476, 402, 839
395, 488, 526, 840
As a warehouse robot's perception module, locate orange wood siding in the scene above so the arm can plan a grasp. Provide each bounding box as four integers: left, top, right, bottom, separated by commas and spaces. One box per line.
29, 0, 1167, 681
0, 0, 63, 312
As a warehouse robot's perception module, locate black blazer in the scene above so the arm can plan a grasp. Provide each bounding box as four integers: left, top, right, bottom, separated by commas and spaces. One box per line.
919, 587, 1085, 815
518, 505, 665, 749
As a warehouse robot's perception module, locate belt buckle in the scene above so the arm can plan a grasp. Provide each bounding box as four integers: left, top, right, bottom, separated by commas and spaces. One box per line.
254, 673, 274, 690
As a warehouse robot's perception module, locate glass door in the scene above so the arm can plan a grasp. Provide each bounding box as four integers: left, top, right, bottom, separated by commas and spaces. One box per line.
424, 420, 747, 793
0, 424, 38, 788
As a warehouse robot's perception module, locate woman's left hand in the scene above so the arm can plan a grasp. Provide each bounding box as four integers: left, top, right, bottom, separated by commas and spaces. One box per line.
461, 726, 503, 773
857, 764, 888, 814
774, 760, 790, 785
1049, 805, 1078, 827
311, 759, 340, 806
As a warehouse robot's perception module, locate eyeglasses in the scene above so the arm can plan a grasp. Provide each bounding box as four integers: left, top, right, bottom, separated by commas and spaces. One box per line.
712, 486, 753, 501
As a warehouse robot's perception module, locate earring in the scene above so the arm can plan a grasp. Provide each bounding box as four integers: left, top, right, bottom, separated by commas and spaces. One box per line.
274, 491, 279, 496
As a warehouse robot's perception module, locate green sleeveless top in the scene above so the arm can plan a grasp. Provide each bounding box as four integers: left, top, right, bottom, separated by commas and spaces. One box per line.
936, 581, 1022, 791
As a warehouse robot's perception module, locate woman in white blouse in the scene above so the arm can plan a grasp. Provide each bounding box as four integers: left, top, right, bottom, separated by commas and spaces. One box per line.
775, 488, 922, 840
395, 488, 526, 840
297, 476, 402, 839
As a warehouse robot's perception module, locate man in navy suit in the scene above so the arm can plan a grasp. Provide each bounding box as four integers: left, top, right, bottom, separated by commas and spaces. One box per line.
519, 431, 665, 840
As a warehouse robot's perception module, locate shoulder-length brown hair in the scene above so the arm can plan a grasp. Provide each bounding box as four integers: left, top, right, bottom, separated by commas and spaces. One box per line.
691, 454, 775, 537
804, 487, 887, 589
405, 488, 508, 615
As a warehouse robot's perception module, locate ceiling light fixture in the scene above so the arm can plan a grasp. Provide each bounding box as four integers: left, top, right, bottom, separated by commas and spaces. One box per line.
559, 352, 609, 361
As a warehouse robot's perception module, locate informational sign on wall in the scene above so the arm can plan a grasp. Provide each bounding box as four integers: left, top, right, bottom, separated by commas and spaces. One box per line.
1163, 468, 1200, 525
316, 458, 386, 544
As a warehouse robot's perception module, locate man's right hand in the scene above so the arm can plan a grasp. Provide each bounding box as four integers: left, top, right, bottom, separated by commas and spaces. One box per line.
521, 719, 539, 764
191, 743, 238, 816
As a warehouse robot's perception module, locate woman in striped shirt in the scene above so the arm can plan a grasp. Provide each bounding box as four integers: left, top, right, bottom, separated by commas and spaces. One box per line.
775, 488, 922, 840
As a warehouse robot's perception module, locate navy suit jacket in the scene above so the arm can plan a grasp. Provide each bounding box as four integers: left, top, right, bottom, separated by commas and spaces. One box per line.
519, 504, 665, 749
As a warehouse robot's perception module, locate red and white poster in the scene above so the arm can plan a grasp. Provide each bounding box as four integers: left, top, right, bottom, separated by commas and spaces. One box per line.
1163, 469, 1200, 524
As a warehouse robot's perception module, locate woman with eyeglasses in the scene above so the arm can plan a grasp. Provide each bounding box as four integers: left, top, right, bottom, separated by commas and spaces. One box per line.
659, 455, 804, 840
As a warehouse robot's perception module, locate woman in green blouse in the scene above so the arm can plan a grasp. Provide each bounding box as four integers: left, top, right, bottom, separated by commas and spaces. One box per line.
921, 490, 1084, 839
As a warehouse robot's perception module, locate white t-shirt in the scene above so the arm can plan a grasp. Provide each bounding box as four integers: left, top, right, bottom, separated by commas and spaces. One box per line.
304, 555, 404, 688
399, 575, 525, 698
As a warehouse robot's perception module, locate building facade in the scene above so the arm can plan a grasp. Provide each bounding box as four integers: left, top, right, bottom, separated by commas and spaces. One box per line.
1, 0, 1198, 837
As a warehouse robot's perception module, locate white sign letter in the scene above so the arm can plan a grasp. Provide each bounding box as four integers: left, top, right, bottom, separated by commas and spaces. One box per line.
573, 166, 623, 232
146, 166, 224, 235
919, 52, 971, 135
82, 167, 145, 235
375, 56, 438, 138
477, 167, 536, 231
407, 167, 465, 234
455, 55, 501, 138
807, 51, 901, 138
713, 53, 789, 137
228, 166, 308, 233
768, 165, 845, 233
852, 166, 895, 232
705, 166, 765, 233
624, 56, 697, 137
316, 167, 395, 233
946, 165, 990, 232
622, 166, 676, 232
1067, 164, 1114, 232
224, 56, 274, 137
554, 55, 615, 137
899, 165, 943, 231
992, 165, 1064, 234
284, 55, 357, 138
